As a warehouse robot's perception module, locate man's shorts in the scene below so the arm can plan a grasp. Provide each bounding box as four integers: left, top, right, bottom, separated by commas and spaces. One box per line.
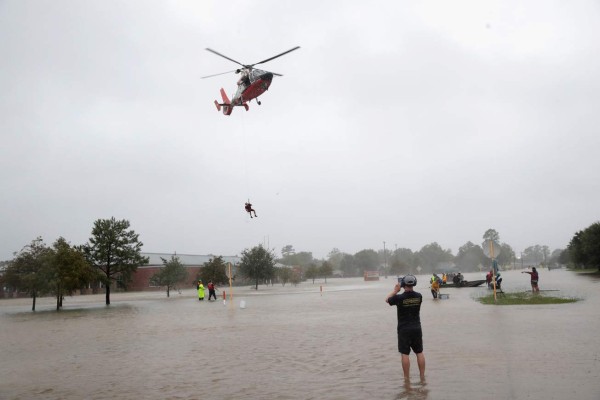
397, 328, 423, 355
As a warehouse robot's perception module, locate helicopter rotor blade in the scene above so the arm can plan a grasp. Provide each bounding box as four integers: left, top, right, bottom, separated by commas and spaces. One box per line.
250, 46, 300, 67
205, 48, 246, 67
201, 69, 238, 79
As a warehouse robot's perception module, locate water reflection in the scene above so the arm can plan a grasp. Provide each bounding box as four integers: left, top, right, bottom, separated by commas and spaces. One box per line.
395, 378, 429, 400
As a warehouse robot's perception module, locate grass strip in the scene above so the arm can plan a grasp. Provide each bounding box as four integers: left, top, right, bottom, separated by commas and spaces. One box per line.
477, 292, 579, 305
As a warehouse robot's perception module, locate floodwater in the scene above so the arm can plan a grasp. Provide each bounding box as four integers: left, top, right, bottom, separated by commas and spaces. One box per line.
1, 269, 599, 400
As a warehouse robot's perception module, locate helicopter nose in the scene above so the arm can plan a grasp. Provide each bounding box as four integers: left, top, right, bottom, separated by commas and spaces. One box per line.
260, 72, 273, 82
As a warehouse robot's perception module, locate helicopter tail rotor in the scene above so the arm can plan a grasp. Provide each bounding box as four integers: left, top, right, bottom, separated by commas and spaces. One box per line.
214, 88, 233, 116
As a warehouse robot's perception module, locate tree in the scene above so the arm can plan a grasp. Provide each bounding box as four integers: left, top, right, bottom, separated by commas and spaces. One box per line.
354, 249, 379, 275
326, 248, 344, 271
482, 229, 500, 243
83, 217, 149, 305
277, 267, 293, 286
567, 231, 584, 267
389, 258, 410, 275
339, 254, 356, 277
319, 261, 333, 283
150, 256, 188, 297
568, 222, 600, 271
497, 242, 515, 268
454, 242, 485, 272
392, 248, 417, 273
3, 237, 51, 311
47, 237, 96, 310
522, 245, 546, 266
199, 256, 229, 286
417, 243, 453, 273
290, 269, 302, 286
238, 245, 276, 290
548, 248, 564, 268
281, 245, 295, 257
305, 263, 319, 284
280, 251, 313, 267
558, 249, 570, 265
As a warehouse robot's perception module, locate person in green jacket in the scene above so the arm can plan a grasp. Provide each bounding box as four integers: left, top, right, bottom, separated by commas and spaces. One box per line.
197, 280, 205, 301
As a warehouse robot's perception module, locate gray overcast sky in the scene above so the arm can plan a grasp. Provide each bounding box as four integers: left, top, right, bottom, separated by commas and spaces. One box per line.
1, 0, 599, 261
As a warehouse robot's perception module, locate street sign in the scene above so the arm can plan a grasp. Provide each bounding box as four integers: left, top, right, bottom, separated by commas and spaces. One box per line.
482, 240, 501, 259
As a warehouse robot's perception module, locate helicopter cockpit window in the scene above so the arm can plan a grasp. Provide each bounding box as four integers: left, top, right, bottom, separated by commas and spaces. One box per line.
248, 69, 264, 83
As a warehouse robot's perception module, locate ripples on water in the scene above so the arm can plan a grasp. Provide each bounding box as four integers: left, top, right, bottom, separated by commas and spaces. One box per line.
1, 269, 599, 400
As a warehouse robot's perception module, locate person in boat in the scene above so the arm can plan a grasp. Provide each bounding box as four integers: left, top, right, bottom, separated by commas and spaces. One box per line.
386, 275, 426, 381
495, 272, 502, 290
244, 202, 257, 218
521, 267, 539, 293
452, 272, 464, 285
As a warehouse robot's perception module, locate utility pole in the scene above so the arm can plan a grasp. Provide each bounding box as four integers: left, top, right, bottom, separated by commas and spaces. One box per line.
383, 241, 387, 278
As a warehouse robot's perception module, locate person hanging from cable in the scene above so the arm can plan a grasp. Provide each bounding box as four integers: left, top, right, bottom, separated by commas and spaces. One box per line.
244, 201, 257, 218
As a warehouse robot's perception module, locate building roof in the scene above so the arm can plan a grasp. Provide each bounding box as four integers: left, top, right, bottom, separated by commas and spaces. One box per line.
140, 252, 241, 267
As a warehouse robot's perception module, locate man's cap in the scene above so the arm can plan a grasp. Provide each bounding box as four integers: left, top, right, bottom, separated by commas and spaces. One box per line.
403, 275, 417, 286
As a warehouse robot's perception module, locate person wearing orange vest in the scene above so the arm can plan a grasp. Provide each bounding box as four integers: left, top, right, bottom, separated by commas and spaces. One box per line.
430, 277, 440, 299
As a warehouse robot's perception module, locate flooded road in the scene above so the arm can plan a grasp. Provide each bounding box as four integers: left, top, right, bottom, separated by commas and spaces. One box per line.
1, 269, 599, 400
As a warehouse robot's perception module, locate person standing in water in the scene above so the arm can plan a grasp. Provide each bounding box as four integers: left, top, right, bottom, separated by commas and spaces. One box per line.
207, 281, 217, 301
386, 275, 426, 380
430, 277, 440, 299
197, 280, 205, 301
522, 267, 539, 293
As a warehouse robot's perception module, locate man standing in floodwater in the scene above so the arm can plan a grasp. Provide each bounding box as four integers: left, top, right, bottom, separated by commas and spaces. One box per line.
386, 275, 426, 380
207, 281, 217, 301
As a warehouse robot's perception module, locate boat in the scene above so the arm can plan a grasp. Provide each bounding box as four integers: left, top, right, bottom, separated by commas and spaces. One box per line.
441, 279, 486, 288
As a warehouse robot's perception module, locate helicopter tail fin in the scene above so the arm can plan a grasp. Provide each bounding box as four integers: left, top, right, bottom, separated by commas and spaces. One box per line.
214, 88, 233, 116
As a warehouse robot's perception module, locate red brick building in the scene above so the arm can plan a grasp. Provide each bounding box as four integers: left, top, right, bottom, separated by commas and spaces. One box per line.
129, 252, 241, 291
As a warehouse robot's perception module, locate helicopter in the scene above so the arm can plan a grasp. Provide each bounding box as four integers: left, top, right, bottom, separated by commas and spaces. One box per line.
202, 46, 300, 115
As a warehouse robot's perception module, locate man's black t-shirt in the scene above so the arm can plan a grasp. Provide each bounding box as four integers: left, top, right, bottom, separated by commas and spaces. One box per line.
387, 290, 422, 330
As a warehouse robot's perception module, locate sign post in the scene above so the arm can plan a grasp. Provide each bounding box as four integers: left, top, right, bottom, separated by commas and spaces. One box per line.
483, 240, 501, 303
226, 262, 234, 303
